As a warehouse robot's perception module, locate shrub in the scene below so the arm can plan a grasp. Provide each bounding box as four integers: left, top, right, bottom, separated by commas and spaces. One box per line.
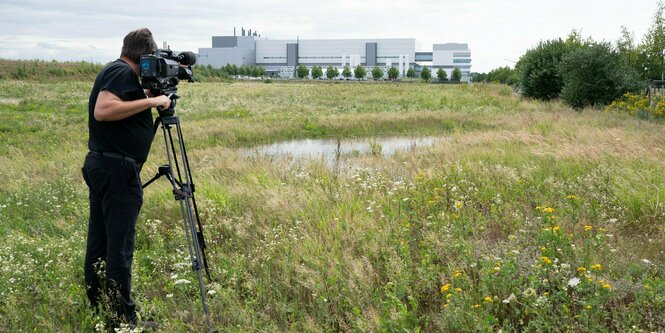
606, 93, 665, 118
515, 39, 572, 100
560, 42, 643, 108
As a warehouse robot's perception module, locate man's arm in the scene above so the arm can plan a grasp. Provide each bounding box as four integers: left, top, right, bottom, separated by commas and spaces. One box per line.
94, 90, 171, 121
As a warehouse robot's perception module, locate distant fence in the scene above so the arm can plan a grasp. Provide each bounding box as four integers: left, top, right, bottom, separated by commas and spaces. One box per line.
648, 80, 665, 106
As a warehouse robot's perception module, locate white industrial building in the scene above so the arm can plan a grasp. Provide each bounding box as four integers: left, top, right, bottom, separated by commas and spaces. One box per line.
197, 29, 471, 82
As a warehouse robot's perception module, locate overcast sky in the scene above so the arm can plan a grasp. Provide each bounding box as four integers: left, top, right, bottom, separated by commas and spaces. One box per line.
0, 0, 658, 72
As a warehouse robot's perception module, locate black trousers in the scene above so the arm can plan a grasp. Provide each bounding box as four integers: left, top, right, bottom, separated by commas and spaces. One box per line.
82, 152, 143, 322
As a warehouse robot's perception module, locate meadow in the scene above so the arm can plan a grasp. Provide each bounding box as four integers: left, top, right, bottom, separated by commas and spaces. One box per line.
0, 78, 663, 332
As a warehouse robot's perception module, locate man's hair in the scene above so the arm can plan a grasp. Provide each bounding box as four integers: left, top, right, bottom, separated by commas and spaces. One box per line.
121, 28, 158, 64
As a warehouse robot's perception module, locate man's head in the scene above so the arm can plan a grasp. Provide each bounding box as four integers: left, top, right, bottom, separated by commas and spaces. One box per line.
121, 28, 158, 64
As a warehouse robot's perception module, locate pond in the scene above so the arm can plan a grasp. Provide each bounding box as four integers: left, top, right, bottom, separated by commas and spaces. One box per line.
242, 136, 445, 163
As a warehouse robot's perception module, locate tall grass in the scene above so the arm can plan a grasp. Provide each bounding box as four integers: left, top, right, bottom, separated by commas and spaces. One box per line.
0, 79, 663, 332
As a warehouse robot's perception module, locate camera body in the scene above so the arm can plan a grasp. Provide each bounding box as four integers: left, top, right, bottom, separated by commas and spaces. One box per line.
139, 49, 196, 107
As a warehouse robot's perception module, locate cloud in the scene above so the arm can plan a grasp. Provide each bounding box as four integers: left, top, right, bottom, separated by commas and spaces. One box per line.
0, 0, 658, 71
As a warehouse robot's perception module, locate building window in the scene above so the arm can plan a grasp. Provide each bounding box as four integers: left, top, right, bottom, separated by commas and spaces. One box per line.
453, 59, 472, 63
453, 52, 471, 57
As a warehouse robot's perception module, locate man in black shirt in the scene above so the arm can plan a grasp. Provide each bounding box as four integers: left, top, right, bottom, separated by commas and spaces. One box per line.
82, 28, 170, 325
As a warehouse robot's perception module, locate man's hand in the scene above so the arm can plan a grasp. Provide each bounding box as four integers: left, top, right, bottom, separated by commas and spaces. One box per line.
152, 95, 171, 110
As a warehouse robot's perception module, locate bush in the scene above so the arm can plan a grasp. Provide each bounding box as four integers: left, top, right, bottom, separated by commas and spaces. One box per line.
560, 42, 643, 108
515, 39, 572, 100
606, 93, 665, 118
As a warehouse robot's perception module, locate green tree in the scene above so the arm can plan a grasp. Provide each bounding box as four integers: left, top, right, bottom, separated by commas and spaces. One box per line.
515, 38, 573, 100
486, 66, 514, 84
617, 26, 641, 74
406, 67, 415, 79
470, 72, 488, 83
354, 65, 366, 80
371, 66, 384, 80
639, 1, 665, 80
342, 65, 353, 79
297, 65, 309, 79
388, 67, 399, 80
326, 66, 339, 79
452, 67, 462, 82
420, 66, 431, 82
311, 65, 323, 79
437, 68, 447, 81
560, 42, 642, 108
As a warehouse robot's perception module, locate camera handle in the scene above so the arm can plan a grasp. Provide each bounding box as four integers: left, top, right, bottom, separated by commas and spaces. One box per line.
143, 113, 217, 333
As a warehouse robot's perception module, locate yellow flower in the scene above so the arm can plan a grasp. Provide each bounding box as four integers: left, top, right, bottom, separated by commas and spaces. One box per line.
552, 226, 560, 232
577, 267, 587, 274
541, 256, 553, 265
454, 201, 464, 210
472, 304, 480, 308
440, 283, 451, 293
591, 264, 602, 271
601, 282, 611, 289
446, 293, 453, 299
453, 270, 462, 278
483, 296, 493, 303
455, 288, 463, 293
543, 292, 549, 296
566, 195, 578, 200
540, 207, 555, 214
586, 305, 592, 309
584, 225, 593, 231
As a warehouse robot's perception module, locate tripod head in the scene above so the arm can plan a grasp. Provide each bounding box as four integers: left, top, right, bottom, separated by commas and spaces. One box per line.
157, 93, 179, 117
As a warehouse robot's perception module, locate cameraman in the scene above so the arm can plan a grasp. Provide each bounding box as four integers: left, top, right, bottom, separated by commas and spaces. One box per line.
81, 28, 170, 326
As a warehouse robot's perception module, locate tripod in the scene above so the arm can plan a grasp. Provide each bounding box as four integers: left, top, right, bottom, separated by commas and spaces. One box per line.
142, 97, 216, 332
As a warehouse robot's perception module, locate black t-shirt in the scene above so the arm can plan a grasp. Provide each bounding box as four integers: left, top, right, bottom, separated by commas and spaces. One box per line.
88, 59, 154, 163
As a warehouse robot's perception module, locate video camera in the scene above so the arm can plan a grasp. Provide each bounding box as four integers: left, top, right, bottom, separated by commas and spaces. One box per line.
140, 49, 196, 116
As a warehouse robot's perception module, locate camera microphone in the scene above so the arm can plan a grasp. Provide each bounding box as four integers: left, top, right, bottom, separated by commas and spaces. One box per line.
176, 51, 197, 66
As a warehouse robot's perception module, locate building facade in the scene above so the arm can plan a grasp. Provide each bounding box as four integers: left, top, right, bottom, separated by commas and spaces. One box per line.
197, 33, 471, 82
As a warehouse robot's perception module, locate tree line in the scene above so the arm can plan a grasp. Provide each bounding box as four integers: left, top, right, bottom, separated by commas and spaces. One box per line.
472, 1, 665, 109
295, 64, 463, 82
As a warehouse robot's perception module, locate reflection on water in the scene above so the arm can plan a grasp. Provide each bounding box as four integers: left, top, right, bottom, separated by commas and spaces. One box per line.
243, 136, 442, 162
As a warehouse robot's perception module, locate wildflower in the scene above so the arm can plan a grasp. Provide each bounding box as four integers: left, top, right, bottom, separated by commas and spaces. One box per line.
502, 293, 516, 304
541, 256, 553, 265
642, 259, 652, 265
522, 288, 536, 298
566, 195, 578, 200
584, 225, 593, 231
568, 277, 581, 287
591, 264, 602, 271
542, 207, 555, 214
174, 279, 191, 285
440, 283, 451, 293
453, 270, 462, 278
552, 226, 560, 232
472, 304, 480, 308
454, 200, 464, 210
577, 267, 587, 274
483, 296, 493, 303
455, 288, 463, 293
446, 293, 453, 299
586, 305, 592, 309
601, 282, 611, 289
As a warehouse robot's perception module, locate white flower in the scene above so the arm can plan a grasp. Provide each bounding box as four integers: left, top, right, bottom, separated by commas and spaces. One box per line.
642, 259, 652, 265
568, 277, 581, 288
174, 279, 191, 285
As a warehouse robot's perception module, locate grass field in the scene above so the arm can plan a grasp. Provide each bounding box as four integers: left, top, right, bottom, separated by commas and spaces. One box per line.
0, 79, 663, 332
